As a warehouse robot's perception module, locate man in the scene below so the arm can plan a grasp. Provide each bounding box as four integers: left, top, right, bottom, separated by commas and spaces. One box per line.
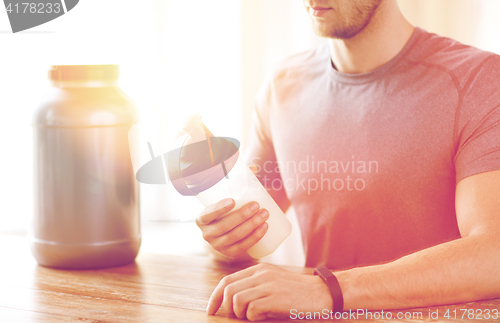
195, 0, 500, 320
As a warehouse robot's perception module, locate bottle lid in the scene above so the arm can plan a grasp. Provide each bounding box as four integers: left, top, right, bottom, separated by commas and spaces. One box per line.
49, 65, 119, 82
134, 115, 240, 196
167, 115, 240, 196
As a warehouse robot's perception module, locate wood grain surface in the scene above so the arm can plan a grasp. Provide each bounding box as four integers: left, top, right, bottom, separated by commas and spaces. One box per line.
0, 234, 498, 322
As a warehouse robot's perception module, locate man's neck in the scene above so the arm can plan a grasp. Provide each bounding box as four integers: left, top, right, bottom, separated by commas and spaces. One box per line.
328, 1, 415, 74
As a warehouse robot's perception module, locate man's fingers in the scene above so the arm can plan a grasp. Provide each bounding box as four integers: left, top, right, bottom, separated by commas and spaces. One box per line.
207, 265, 262, 315
221, 222, 268, 258
221, 276, 261, 316
197, 200, 265, 258
197, 198, 235, 225
206, 202, 260, 237
233, 285, 270, 319
212, 209, 268, 252
246, 297, 272, 321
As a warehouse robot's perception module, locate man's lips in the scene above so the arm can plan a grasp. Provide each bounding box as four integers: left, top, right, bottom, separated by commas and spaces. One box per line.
309, 6, 332, 17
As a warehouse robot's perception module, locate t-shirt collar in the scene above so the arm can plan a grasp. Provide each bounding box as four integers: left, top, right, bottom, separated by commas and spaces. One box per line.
325, 26, 423, 85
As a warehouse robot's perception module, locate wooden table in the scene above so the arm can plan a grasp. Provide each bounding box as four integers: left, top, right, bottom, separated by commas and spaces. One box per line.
1, 234, 499, 322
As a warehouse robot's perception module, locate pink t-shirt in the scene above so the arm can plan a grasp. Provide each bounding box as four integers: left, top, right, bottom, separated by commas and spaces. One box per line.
245, 27, 500, 270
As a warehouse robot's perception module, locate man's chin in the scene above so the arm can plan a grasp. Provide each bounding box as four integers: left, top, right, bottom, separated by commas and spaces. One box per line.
311, 22, 332, 38
312, 22, 365, 39
312, 24, 346, 39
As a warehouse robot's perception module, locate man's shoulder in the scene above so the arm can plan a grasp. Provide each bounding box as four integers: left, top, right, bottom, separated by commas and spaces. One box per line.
266, 43, 329, 89
407, 28, 500, 86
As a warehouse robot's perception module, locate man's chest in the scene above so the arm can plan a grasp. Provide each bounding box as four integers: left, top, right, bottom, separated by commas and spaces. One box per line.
267, 81, 459, 201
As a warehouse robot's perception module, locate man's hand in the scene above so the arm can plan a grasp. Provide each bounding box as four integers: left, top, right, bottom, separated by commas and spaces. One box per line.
196, 204, 269, 261
207, 263, 333, 321
196, 166, 270, 260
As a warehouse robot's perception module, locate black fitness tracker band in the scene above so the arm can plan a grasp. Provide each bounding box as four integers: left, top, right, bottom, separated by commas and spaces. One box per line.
314, 266, 344, 312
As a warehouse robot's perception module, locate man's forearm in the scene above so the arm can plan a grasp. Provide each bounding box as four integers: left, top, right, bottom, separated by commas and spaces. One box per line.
336, 234, 500, 310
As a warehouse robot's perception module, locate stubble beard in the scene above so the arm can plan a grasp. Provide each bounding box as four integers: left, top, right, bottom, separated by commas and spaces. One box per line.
312, 0, 382, 39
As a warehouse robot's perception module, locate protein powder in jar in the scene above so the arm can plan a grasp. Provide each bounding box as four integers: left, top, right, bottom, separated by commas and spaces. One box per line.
30, 65, 141, 269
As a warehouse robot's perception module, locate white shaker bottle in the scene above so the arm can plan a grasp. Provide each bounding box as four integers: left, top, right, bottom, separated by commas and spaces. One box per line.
169, 115, 291, 259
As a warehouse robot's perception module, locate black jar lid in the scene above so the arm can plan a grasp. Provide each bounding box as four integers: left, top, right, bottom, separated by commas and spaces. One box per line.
49, 65, 119, 82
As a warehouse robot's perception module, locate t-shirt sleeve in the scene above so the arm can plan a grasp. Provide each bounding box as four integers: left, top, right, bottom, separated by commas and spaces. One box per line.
243, 73, 290, 210
243, 74, 274, 168
454, 54, 500, 183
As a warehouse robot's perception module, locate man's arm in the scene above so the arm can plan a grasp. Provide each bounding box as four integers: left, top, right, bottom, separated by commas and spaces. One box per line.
198, 166, 290, 264
206, 170, 500, 320
336, 169, 500, 310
